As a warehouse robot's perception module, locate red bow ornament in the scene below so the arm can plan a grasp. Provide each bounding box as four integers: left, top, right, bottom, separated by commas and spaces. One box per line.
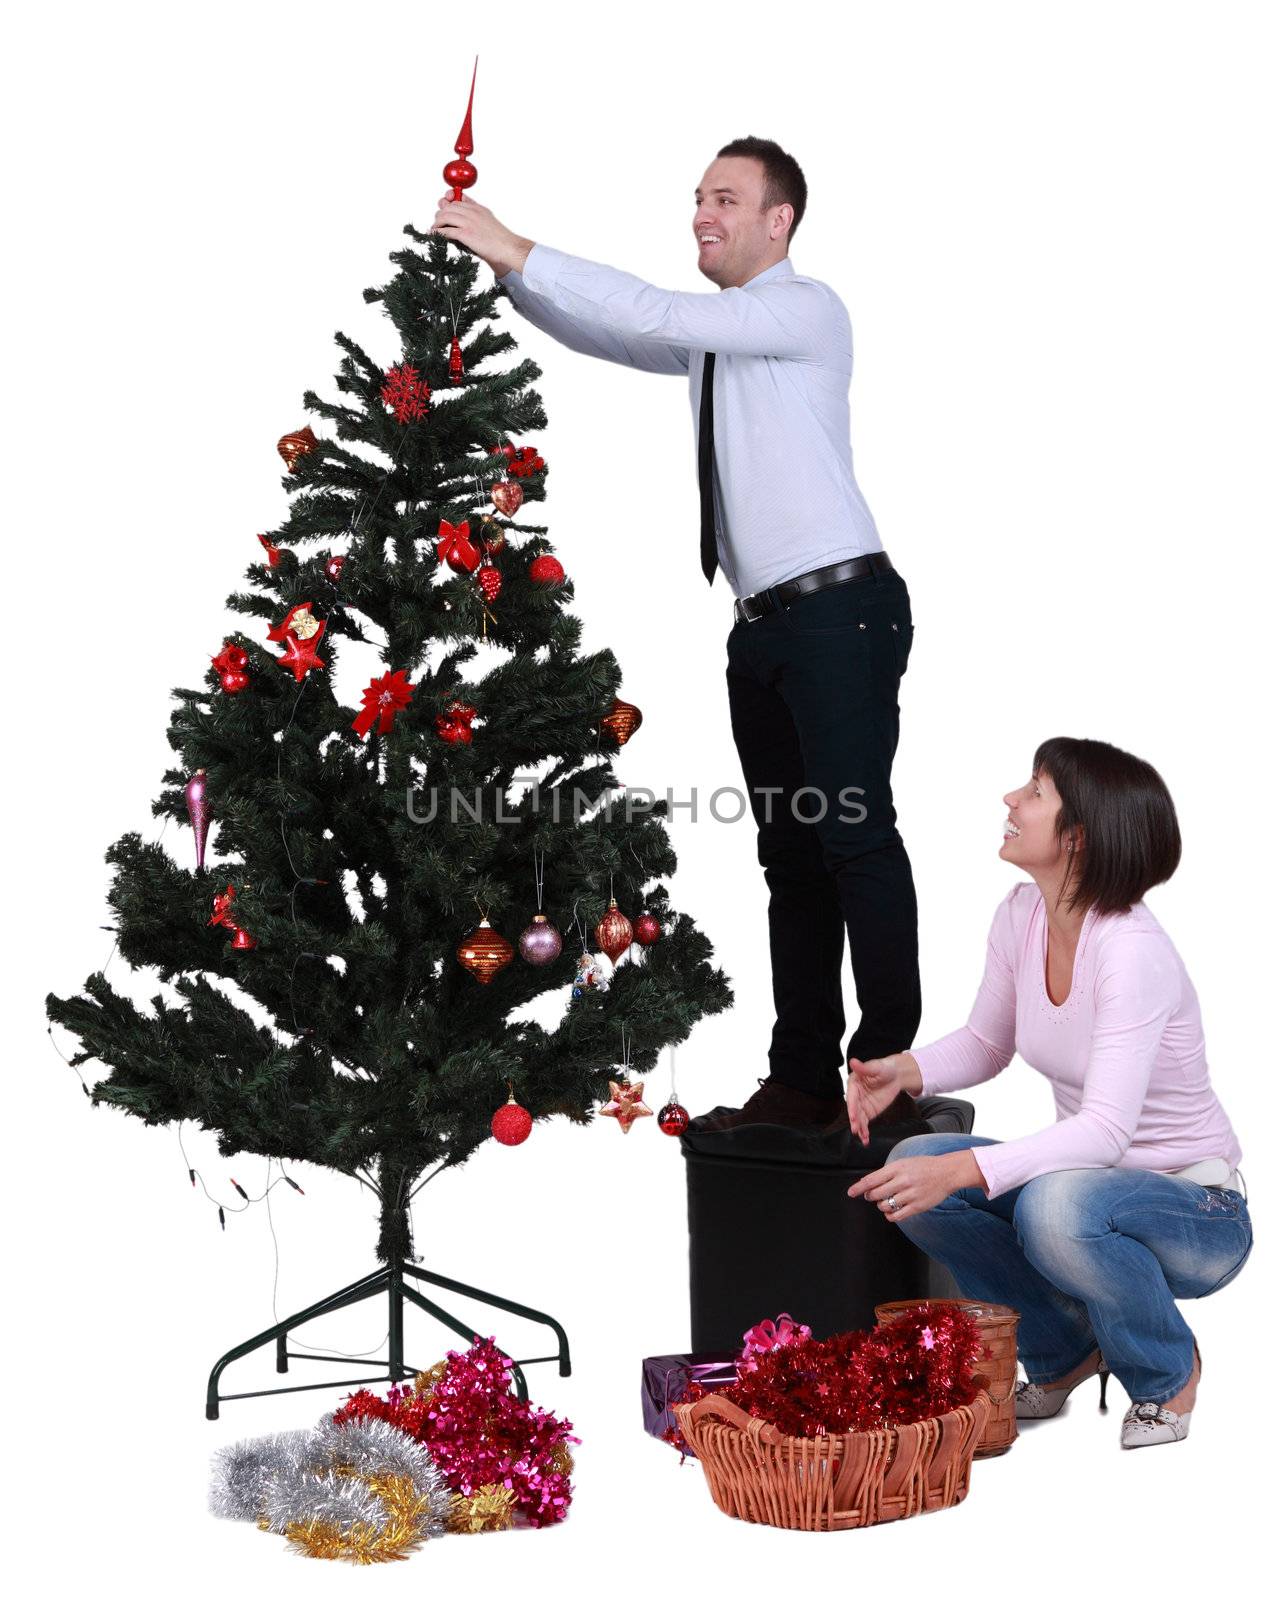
436, 518, 480, 573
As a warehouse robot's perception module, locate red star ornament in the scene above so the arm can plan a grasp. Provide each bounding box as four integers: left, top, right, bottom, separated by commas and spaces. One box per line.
276, 625, 327, 682
598, 1078, 654, 1134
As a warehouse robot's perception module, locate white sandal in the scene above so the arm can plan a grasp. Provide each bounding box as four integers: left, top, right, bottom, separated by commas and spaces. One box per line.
1014, 1353, 1110, 1419
1119, 1340, 1200, 1450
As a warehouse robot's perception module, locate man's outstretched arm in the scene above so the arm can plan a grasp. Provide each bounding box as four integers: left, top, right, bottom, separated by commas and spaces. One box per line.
431, 194, 687, 376
432, 194, 834, 361
495, 264, 690, 376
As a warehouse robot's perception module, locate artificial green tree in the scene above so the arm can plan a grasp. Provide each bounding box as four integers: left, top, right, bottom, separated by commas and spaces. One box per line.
46, 224, 732, 1413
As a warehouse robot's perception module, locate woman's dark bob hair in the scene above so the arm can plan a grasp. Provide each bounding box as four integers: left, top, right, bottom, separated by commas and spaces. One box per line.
1033, 736, 1182, 915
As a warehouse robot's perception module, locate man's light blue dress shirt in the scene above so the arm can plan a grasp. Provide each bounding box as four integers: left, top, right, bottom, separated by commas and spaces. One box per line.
496, 243, 885, 598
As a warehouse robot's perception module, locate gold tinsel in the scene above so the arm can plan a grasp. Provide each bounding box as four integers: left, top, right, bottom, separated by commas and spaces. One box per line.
412, 1358, 449, 1406
281, 1475, 437, 1564
447, 1482, 516, 1534
549, 1440, 575, 1477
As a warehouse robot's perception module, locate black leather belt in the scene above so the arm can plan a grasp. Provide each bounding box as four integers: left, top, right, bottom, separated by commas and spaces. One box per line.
733, 551, 893, 623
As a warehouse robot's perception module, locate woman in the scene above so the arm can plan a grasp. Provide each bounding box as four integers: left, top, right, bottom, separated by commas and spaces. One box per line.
846, 737, 1250, 1449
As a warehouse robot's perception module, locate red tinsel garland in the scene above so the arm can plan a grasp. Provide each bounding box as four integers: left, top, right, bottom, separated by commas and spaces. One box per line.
332, 1335, 579, 1527
675, 1303, 982, 1441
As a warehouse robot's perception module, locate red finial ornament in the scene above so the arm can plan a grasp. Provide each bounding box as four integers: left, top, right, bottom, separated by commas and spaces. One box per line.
444, 57, 479, 201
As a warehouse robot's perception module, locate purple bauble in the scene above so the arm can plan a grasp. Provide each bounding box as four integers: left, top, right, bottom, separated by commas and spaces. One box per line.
518, 913, 563, 966
184, 768, 212, 872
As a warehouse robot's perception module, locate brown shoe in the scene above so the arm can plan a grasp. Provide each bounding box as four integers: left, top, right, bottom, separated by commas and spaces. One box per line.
692, 1075, 844, 1133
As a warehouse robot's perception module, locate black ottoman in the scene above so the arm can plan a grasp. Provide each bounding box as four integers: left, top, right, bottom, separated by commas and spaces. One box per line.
680, 1096, 973, 1352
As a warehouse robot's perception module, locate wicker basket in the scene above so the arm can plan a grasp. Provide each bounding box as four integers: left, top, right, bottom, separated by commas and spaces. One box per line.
673, 1387, 992, 1531
875, 1299, 1019, 1457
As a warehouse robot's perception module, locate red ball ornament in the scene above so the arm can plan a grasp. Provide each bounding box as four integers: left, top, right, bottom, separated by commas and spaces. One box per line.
324, 555, 345, 582
212, 642, 250, 695
476, 517, 506, 557
633, 913, 662, 945
490, 479, 523, 517
596, 897, 634, 963
477, 565, 502, 602
444, 157, 478, 193
657, 1098, 691, 1136
530, 555, 566, 586
491, 1085, 533, 1146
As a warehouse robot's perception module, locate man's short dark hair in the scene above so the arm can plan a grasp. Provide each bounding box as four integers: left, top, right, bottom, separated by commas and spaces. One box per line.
1033, 736, 1183, 915
714, 136, 807, 243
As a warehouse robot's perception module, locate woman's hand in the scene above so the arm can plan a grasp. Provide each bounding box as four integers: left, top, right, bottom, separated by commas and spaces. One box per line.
847, 1151, 983, 1222
847, 1052, 921, 1145
431, 190, 532, 277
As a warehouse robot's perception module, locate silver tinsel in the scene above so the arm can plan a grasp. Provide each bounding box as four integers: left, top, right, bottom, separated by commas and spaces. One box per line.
209, 1428, 312, 1521
209, 1413, 451, 1544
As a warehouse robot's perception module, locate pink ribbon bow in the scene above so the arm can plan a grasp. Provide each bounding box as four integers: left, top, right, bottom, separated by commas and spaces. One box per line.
738, 1312, 813, 1371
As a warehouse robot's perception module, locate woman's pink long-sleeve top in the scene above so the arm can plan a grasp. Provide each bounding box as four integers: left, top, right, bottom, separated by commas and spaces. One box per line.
911, 882, 1243, 1198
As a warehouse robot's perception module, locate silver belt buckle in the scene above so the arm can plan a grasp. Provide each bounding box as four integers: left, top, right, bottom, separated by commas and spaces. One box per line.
735, 592, 763, 623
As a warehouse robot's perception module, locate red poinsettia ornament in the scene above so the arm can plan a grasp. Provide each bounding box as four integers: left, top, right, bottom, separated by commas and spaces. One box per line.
352, 670, 414, 738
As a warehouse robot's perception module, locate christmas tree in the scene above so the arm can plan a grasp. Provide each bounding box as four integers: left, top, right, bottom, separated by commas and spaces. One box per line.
44, 218, 732, 1385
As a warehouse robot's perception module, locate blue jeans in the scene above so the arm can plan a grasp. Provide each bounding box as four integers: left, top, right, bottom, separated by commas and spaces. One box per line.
886, 1133, 1254, 1405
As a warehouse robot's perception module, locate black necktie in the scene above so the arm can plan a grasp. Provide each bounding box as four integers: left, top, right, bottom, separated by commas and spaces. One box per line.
698, 350, 718, 585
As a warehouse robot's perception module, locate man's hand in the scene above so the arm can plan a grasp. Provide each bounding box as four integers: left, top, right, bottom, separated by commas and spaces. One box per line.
846, 1150, 986, 1222
431, 190, 533, 278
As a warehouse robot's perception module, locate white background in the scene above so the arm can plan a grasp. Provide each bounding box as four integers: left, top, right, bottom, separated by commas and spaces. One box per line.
7, 0, 1262, 1590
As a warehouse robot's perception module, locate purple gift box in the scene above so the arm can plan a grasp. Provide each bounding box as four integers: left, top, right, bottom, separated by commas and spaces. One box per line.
641, 1353, 739, 1454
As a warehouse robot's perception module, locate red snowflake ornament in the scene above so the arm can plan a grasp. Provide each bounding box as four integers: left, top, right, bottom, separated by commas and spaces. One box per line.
380, 363, 431, 423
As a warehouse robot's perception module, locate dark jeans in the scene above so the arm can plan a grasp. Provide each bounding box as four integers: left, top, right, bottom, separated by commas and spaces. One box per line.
725, 564, 920, 1097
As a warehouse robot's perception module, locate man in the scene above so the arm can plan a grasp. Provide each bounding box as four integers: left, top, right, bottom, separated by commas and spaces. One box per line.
432, 136, 919, 1131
